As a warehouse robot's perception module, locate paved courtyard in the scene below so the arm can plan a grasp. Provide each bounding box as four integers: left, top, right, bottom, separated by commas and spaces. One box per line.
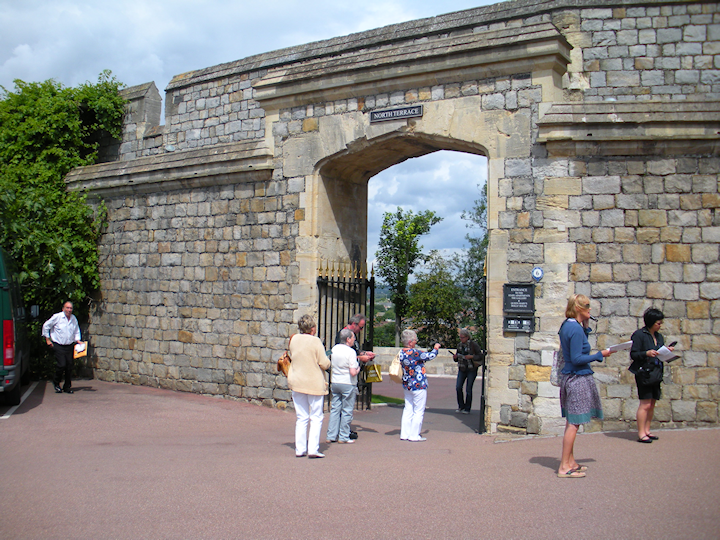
1, 377, 718, 539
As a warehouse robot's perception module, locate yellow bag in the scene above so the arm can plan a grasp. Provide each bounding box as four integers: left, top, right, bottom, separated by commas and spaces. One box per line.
364, 363, 382, 383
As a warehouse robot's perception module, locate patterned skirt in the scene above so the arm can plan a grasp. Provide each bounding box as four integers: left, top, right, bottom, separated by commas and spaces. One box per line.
560, 373, 603, 425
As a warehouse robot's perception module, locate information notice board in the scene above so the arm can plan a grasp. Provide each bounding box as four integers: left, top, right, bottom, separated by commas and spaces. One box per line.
503, 283, 535, 313
503, 283, 535, 333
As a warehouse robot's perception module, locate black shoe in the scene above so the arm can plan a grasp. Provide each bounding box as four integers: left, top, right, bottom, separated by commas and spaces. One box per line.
349, 431, 358, 440
63, 388, 74, 394
54, 385, 62, 393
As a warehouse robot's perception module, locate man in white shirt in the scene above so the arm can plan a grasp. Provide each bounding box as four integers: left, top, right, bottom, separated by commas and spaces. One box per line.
42, 301, 81, 394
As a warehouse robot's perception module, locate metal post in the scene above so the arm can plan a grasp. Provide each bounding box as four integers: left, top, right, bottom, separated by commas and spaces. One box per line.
477, 275, 487, 434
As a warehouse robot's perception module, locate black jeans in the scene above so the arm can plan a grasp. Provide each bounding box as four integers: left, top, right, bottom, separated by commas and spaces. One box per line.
456, 367, 478, 411
52, 343, 74, 389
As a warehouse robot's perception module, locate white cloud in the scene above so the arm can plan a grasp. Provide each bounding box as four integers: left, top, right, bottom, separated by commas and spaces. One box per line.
1, 0, 494, 272
367, 151, 487, 270
1, 0, 496, 93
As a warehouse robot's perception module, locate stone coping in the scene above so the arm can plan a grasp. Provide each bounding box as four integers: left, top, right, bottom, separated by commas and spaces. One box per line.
167, 0, 690, 91
538, 100, 720, 142
120, 82, 159, 101
66, 141, 273, 197
254, 22, 570, 108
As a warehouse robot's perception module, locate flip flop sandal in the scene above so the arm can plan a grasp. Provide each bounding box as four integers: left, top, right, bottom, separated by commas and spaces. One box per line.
557, 470, 586, 478
648, 434, 659, 440
637, 436, 653, 443
571, 465, 588, 472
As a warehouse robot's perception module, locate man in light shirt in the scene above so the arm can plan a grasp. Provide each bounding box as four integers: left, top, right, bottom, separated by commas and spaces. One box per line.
42, 301, 81, 394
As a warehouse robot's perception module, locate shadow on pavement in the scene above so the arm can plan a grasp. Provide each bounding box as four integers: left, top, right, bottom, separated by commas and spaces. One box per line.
0, 380, 45, 417
602, 430, 642, 441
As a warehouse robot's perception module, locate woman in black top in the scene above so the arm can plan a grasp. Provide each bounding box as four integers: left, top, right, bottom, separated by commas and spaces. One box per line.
629, 308, 673, 444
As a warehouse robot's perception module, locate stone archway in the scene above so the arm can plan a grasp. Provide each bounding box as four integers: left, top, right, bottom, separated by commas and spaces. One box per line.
312, 131, 488, 276
67, 1, 720, 435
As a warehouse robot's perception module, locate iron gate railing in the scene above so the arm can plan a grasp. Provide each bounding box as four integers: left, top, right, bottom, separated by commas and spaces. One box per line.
316, 261, 374, 351
317, 261, 375, 410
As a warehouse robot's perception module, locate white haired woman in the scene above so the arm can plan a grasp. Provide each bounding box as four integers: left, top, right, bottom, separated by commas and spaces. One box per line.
399, 329, 440, 442
287, 314, 331, 458
326, 328, 361, 444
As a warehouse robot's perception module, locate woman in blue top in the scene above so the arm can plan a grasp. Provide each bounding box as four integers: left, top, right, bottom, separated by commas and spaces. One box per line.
557, 294, 614, 478
399, 329, 440, 442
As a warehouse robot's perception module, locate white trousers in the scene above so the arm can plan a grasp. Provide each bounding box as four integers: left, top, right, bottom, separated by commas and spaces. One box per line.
401, 388, 427, 441
292, 391, 324, 455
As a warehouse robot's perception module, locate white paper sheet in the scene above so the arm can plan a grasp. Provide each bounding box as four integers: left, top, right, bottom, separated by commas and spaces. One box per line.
657, 346, 680, 363
608, 341, 632, 353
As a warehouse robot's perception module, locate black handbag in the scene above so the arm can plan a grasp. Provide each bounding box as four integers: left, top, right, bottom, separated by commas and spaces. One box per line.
637, 360, 664, 386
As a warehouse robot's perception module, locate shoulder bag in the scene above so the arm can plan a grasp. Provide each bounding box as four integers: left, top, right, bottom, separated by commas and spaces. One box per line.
637, 360, 664, 386
388, 351, 403, 383
276, 334, 294, 377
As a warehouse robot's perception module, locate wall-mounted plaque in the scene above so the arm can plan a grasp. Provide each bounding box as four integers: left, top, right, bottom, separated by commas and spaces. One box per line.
504, 317, 535, 333
503, 283, 535, 314
369, 105, 423, 123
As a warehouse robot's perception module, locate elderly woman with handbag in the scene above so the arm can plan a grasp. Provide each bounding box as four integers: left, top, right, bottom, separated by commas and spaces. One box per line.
399, 329, 440, 442
325, 328, 361, 445
287, 315, 331, 458
630, 308, 673, 444
557, 294, 614, 478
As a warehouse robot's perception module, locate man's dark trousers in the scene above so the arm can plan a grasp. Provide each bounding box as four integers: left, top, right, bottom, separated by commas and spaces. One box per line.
52, 342, 74, 390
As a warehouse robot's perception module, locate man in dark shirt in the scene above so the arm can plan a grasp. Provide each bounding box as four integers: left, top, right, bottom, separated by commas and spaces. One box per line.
453, 328, 485, 414
334, 314, 376, 364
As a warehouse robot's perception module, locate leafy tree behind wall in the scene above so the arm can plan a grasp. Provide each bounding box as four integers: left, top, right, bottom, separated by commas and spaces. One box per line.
0, 71, 125, 377
375, 207, 442, 346
453, 182, 488, 347
408, 252, 465, 348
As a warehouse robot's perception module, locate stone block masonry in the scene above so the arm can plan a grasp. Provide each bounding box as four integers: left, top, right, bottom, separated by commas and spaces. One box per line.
70, 0, 720, 434
90, 181, 298, 406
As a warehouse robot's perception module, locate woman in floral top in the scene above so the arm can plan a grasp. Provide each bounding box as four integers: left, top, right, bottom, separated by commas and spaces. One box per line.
399, 329, 441, 442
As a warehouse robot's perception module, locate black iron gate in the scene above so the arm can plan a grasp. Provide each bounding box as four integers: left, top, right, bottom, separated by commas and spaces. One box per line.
317, 261, 375, 409
316, 262, 374, 351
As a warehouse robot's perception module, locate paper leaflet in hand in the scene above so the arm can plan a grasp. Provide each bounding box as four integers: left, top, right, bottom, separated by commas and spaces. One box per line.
656, 346, 680, 363
607, 341, 632, 353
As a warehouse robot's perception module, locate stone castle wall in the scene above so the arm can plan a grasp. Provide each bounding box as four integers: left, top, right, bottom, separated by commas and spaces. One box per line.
68, 0, 720, 433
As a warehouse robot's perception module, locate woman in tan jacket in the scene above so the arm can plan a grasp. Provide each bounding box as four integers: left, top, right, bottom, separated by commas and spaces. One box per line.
287, 314, 331, 458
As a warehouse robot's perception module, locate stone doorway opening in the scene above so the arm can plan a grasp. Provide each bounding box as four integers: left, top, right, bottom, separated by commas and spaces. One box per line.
311, 134, 488, 348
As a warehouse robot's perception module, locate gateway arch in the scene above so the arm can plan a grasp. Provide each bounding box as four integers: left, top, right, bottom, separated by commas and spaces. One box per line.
67, 0, 720, 435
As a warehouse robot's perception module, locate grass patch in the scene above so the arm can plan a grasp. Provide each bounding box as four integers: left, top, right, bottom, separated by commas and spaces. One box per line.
371, 394, 404, 405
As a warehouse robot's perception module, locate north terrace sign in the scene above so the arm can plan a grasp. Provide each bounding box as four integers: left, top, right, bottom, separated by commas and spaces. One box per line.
369, 105, 423, 123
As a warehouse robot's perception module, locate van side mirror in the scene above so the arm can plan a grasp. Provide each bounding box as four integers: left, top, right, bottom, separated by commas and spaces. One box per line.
30, 305, 40, 319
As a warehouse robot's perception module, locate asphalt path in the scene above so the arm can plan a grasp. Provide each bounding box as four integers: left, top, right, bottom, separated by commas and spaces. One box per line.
1, 377, 718, 539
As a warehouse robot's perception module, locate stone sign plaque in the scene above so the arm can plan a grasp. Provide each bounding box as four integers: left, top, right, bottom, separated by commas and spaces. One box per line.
369, 105, 423, 123
503, 283, 535, 313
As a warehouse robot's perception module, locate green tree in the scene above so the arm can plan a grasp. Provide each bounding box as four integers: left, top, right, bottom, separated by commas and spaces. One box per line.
375, 207, 442, 345
0, 71, 125, 377
408, 252, 465, 348
453, 183, 488, 347
372, 322, 396, 347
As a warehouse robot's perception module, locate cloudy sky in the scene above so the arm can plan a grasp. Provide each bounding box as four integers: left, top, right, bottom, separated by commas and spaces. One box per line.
1, 0, 494, 269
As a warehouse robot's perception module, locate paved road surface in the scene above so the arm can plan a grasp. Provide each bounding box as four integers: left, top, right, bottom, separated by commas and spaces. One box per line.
1, 378, 718, 539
